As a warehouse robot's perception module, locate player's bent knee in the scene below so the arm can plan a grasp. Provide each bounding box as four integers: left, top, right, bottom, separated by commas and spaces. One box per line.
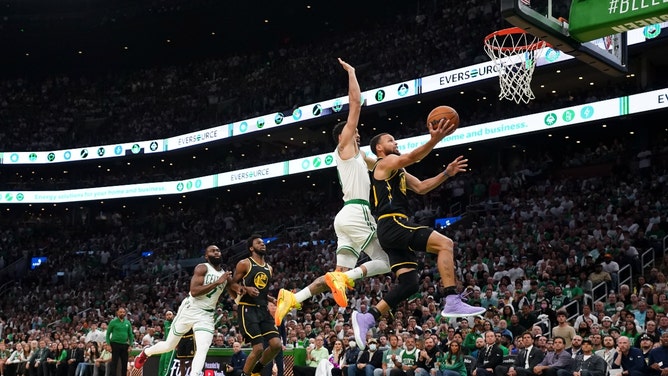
268, 337, 282, 351
427, 232, 453, 254
251, 342, 264, 353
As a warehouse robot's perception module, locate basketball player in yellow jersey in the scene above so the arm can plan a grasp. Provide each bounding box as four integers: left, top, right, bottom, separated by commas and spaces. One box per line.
275, 58, 391, 326
233, 235, 282, 376
351, 125, 486, 350
133, 245, 243, 376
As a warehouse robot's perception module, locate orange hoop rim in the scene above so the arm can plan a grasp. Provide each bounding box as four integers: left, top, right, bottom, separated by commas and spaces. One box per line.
484, 27, 552, 52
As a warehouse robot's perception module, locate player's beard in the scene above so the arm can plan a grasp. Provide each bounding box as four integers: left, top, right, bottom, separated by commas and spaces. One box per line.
253, 249, 266, 257
207, 256, 222, 266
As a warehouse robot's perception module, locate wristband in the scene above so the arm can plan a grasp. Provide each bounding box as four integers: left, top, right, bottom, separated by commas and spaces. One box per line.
443, 171, 451, 178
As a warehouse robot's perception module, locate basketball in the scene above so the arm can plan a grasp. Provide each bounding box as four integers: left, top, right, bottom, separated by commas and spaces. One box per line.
427, 105, 459, 131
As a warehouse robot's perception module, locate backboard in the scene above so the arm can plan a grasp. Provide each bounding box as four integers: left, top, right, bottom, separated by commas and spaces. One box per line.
500, 0, 628, 75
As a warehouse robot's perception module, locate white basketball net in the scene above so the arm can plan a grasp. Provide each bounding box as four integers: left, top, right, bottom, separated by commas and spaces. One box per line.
484, 29, 548, 104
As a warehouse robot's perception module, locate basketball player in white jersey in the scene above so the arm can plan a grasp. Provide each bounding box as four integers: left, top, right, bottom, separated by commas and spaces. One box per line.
274, 58, 391, 325
133, 245, 243, 375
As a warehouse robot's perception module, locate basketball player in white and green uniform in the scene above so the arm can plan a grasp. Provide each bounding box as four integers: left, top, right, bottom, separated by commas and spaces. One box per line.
275, 58, 391, 325
134, 245, 243, 376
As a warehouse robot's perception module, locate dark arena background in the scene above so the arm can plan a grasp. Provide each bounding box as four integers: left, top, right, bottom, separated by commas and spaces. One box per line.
1, 1, 668, 376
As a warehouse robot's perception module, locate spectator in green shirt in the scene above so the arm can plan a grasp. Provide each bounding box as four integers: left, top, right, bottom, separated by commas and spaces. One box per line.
293, 336, 329, 376
463, 324, 483, 354
105, 308, 134, 376
436, 342, 467, 376
563, 278, 584, 302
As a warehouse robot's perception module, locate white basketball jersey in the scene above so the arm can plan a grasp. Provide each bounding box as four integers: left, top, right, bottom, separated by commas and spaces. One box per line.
334, 148, 370, 202
188, 263, 226, 311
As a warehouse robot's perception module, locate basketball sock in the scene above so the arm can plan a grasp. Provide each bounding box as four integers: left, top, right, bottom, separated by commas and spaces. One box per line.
295, 288, 313, 303
252, 362, 265, 374
355, 259, 390, 279
345, 268, 364, 281
369, 306, 382, 321
443, 286, 457, 297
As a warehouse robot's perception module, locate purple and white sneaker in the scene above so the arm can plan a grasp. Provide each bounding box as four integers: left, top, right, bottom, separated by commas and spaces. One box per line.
441, 294, 487, 318
352, 310, 376, 350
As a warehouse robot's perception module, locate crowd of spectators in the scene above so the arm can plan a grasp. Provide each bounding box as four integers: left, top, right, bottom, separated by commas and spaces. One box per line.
2, 0, 659, 201
0, 135, 666, 376
1, 3, 668, 376
0, 0, 649, 158
0, 0, 499, 151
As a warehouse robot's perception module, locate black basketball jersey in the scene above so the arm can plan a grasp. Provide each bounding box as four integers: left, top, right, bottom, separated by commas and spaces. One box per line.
239, 257, 272, 306
370, 161, 411, 217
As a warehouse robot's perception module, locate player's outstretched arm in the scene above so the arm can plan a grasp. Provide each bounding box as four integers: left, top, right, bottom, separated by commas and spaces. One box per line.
362, 152, 376, 171
337, 58, 363, 160
405, 155, 467, 195
375, 120, 455, 178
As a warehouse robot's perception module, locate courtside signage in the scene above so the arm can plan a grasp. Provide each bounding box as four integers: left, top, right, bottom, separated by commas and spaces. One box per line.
422, 62, 500, 93
166, 125, 229, 151
628, 87, 668, 112
217, 162, 286, 186
289, 151, 337, 174
1, 175, 215, 203
3, 140, 163, 164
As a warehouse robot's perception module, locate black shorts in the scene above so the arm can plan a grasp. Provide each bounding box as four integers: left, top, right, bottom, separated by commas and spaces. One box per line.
377, 214, 433, 272
238, 303, 279, 345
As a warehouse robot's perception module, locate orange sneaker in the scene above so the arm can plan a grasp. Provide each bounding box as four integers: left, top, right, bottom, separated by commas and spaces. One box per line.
325, 271, 354, 307
275, 289, 300, 326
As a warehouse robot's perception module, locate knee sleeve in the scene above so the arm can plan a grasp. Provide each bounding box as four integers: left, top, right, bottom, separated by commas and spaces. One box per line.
383, 270, 419, 309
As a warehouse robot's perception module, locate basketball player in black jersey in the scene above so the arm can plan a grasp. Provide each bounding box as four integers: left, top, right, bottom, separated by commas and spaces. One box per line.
233, 235, 282, 376
351, 119, 487, 350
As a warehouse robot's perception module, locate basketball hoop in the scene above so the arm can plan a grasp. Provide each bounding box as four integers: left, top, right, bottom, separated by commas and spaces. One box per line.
484, 27, 550, 104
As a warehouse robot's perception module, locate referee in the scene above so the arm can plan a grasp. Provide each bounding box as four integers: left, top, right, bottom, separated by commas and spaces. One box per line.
106, 307, 135, 376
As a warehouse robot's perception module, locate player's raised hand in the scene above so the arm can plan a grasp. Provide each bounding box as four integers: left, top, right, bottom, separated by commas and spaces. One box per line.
444, 156, 468, 177
429, 118, 455, 141
338, 58, 355, 73
218, 271, 232, 285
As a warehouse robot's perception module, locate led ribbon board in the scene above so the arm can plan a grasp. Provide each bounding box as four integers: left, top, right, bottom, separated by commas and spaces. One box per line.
2, 87, 666, 203
2, 26, 665, 165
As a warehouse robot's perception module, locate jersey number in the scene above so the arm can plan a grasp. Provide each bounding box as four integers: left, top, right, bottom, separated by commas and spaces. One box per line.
206, 286, 219, 298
